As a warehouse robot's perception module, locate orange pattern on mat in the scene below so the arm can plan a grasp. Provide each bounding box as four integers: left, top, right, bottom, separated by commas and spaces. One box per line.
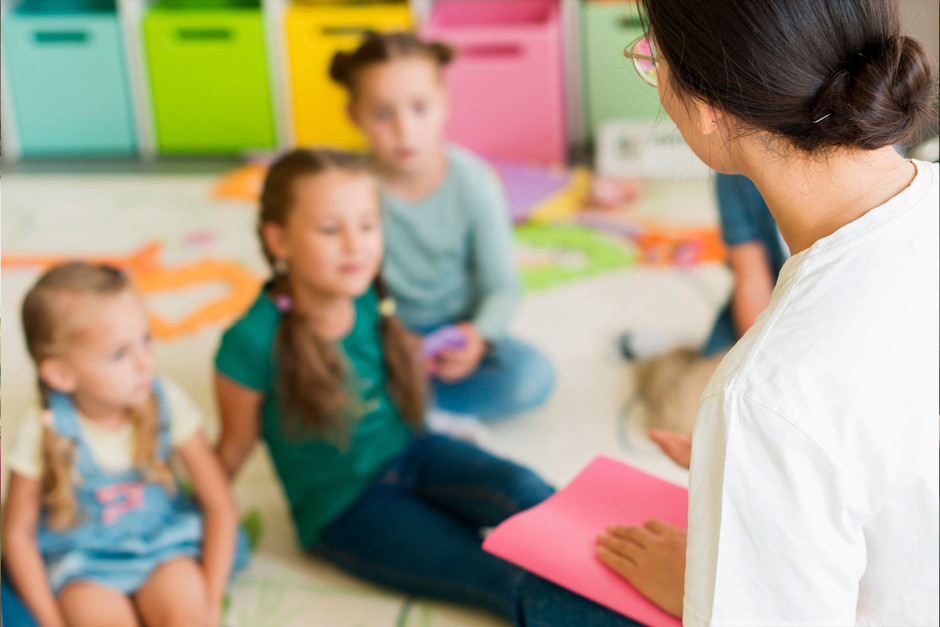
2, 243, 261, 340
212, 163, 268, 202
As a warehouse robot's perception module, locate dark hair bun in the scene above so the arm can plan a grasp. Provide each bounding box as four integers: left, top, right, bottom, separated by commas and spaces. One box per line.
429, 41, 456, 66
329, 50, 353, 86
810, 36, 935, 150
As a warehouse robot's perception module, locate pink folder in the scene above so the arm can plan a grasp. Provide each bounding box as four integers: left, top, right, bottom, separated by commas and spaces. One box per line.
482, 456, 688, 627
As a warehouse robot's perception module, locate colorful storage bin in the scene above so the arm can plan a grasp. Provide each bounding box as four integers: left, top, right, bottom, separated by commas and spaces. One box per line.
581, 0, 661, 140
2, 0, 138, 158
143, 0, 276, 154
421, 0, 566, 165
286, 1, 413, 149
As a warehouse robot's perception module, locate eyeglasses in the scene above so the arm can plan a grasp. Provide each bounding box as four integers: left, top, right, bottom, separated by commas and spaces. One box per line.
623, 35, 660, 87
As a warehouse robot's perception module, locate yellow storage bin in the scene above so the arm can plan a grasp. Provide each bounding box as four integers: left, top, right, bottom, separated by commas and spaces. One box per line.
286, 1, 412, 149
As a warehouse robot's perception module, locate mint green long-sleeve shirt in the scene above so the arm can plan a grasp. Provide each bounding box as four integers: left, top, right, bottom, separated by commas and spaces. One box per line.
380, 145, 519, 341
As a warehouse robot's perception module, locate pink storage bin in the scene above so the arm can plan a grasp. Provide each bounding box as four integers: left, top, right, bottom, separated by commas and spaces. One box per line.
421, 0, 566, 165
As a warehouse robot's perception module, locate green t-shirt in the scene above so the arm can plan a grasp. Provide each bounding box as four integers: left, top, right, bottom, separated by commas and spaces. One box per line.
215, 285, 413, 548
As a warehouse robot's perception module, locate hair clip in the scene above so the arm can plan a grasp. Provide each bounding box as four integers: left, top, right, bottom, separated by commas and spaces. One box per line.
274, 294, 293, 313
378, 297, 396, 317
812, 112, 831, 124
98, 264, 126, 278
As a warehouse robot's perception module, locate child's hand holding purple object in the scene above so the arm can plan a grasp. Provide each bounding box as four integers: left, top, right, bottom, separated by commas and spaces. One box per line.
421, 325, 468, 359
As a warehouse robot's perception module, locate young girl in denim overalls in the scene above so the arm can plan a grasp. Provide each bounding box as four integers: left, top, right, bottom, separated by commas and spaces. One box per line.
3, 263, 248, 627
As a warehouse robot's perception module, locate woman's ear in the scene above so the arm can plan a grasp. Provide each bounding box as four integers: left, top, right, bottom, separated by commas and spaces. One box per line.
39, 358, 77, 394
695, 99, 725, 136
261, 223, 290, 264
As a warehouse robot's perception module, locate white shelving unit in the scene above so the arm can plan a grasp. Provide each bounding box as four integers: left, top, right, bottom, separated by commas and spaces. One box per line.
1, 0, 23, 164
261, 0, 293, 148
117, 0, 157, 160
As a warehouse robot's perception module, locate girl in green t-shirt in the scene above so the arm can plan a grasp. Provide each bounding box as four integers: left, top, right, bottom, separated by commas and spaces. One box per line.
215, 149, 554, 621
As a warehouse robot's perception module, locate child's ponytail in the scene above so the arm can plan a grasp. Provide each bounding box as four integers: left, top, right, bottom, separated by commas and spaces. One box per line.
129, 394, 176, 494
270, 271, 350, 441
39, 381, 79, 531
375, 279, 425, 428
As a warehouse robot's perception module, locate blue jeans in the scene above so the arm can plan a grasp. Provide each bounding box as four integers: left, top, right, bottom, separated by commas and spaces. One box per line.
516, 573, 645, 626
422, 330, 555, 421
701, 305, 738, 357
2, 569, 38, 627
314, 434, 555, 621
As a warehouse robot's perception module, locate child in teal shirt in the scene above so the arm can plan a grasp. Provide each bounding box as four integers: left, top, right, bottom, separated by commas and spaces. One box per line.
331, 31, 555, 420
214, 149, 555, 620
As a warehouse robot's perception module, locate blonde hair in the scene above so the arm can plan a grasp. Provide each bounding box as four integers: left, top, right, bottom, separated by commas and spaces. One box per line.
21, 262, 175, 530
258, 149, 425, 444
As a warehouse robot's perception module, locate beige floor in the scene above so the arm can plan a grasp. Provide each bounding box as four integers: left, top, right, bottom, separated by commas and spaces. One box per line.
1, 168, 730, 626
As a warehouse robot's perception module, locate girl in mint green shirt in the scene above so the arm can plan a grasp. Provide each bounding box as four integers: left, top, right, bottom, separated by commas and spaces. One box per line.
331, 32, 555, 420
214, 149, 554, 621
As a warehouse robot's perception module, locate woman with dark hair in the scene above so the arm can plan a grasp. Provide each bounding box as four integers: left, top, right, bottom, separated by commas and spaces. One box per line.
517, 0, 938, 625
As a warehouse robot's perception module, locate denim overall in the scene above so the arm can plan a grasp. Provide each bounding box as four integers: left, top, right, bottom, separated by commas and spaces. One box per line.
36, 380, 249, 594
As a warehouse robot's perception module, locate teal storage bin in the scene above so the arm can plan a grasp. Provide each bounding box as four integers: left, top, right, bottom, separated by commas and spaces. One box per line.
143, 0, 276, 154
2, 0, 138, 158
581, 1, 662, 140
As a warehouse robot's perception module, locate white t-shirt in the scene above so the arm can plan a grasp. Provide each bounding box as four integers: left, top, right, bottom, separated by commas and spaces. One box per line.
684, 160, 940, 626
8, 378, 204, 479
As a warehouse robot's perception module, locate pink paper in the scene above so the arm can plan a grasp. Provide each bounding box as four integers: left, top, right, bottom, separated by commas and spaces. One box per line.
483, 456, 688, 627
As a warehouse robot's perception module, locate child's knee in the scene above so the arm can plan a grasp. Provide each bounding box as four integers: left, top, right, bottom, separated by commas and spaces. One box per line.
509, 347, 555, 412
506, 465, 555, 511
161, 598, 208, 627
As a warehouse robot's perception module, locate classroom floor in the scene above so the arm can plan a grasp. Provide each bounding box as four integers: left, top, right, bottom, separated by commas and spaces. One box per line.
0, 165, 730, 627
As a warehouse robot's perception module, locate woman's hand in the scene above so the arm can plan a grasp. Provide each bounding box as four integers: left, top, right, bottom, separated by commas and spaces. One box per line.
432, 323, 488, 383
649, 429, 693, 469
595, 520, 687, 618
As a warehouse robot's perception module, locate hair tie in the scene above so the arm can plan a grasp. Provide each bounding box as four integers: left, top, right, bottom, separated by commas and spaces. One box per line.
98, 264, 126, 278
378, 297, 396, 318
275, 294, 293, 313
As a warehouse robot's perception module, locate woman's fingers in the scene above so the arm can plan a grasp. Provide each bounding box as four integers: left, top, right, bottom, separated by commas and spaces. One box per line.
603, 525, 653, 549
648, 429, 693, 468
644, 519, 674, 534
597, 530, 643, 558
595, 544, 637, 578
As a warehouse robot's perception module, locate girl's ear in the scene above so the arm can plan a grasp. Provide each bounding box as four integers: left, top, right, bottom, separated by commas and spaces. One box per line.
346, 102, 361, 128
261, 222, 290, 265
39, 358, 77, 394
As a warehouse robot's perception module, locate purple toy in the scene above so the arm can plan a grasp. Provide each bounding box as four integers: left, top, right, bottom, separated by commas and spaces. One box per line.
421, 325, 468, 359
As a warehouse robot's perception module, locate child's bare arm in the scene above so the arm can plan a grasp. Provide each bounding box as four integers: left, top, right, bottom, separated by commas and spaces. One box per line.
727, 241, 775, 336
3, 472, 67, 627
214, 372, 262, 479
177, 432, 239, 626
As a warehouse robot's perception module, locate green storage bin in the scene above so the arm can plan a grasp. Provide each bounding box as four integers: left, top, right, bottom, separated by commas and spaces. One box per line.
581, 1, 661, 140
143, 0, 275, 154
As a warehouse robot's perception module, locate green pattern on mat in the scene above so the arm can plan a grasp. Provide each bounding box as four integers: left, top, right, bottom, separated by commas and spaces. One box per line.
240, 509, 264, 551
515, 223, 636, 292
